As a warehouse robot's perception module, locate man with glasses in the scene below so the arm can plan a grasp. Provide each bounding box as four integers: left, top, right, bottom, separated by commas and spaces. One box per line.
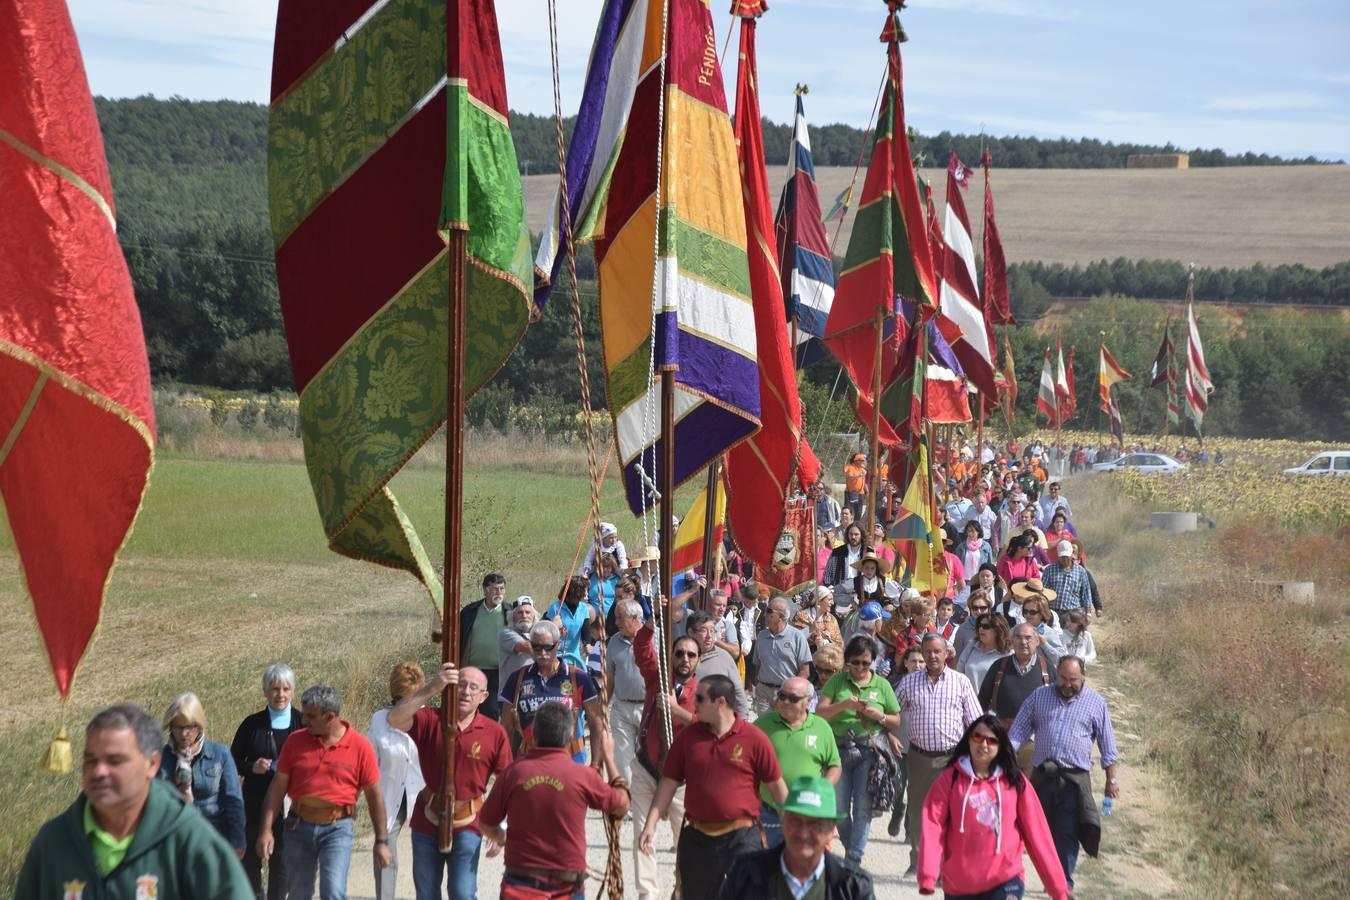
629, 604, 701, 900
499, 620, 615, 777
751, 597, 813, 717
753, 676, 840, 847
639, 675, 787, 899
895, 634, 981, 877
389, 664, 510, 900
688, 610, 751, 717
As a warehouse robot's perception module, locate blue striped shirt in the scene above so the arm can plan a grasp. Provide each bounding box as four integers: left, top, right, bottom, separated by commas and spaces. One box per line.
1040, 562, 1093, 612
1009, 684, 1118, 770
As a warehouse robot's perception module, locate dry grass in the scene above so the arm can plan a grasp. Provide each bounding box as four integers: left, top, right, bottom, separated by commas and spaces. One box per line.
524, 165, 1350, 269
1075, 476, 1350, 897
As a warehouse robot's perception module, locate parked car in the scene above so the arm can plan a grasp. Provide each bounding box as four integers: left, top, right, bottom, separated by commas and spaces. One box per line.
1092, 452, 1186, 474
1283, 450, 1350, 476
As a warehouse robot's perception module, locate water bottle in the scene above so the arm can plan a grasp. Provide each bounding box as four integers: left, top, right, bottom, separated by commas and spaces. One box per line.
1101, 797, 1114, 817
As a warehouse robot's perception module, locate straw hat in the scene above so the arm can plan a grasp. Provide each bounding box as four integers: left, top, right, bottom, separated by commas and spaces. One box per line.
628, 545, 660, 563
1011, 577, 1057, 601
850, 552, 891, 575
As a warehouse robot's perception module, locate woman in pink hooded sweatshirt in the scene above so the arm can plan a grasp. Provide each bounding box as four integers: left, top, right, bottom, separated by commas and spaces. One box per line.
918, 715, 1068, 899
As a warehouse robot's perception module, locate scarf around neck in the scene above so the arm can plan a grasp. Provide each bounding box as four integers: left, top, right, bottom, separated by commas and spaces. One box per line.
174, 733, 205, 801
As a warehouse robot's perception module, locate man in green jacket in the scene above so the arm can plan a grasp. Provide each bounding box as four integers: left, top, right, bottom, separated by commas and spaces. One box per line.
17, 703, 251, 899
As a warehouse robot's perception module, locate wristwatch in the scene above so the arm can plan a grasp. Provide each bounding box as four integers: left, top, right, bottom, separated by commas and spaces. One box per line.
374, 838, 389, 845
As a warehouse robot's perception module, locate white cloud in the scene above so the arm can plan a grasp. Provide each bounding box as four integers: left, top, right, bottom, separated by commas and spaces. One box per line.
1206, 91, 1328, 112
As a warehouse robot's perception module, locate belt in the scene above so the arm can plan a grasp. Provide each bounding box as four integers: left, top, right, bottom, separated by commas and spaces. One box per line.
289, 803, 355, 826
614, 697, 645, 704
757, 681, 782, 689
688, 816, 754, 836
505, 866, 586, 884
910, 746, 953, 757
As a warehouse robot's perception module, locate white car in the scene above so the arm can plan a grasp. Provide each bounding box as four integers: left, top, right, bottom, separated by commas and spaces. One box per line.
1092, 452, 1186, 474
1283, 451, 1350, 476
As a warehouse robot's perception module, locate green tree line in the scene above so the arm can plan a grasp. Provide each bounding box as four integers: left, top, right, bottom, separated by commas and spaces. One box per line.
94, 96, 1348, 440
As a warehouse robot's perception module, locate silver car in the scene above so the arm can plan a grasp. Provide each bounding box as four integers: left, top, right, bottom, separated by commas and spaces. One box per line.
1092, 452, 1186, 474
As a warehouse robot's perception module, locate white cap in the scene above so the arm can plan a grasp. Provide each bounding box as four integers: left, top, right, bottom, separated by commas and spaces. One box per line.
1056, 540, 1075, 557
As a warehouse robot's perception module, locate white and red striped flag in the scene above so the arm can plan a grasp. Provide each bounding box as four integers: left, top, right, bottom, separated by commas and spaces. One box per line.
935, 153, 997, 403
1037, 347, 1059, 426
1183, 274, 1213, 430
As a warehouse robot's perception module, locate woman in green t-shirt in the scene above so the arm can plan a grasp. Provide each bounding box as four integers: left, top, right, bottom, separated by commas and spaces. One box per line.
814, 635, 900, 864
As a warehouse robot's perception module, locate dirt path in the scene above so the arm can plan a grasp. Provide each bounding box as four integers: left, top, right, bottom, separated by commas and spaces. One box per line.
342, 475, 1187, 899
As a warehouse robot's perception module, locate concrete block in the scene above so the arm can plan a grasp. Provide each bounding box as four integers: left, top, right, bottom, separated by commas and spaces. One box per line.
1150, 511, 1198, 532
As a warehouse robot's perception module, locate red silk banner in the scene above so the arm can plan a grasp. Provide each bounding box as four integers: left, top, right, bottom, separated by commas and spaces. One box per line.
0, 0, 155, 709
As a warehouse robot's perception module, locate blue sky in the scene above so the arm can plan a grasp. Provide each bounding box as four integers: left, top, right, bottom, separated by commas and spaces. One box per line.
68, 0, 1349, 160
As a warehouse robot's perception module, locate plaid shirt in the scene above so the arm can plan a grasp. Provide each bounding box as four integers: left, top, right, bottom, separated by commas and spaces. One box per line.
1009, 684, 1118, 770
1040, 561, 1093, 612
896, 667, 982, 753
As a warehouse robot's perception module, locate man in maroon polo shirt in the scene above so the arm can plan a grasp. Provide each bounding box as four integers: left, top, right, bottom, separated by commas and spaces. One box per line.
389, 662, 511, 900
638, 673, 787, 900
479, 701, 629, 899
630, 616, 700, 900
256, 684, 390, 900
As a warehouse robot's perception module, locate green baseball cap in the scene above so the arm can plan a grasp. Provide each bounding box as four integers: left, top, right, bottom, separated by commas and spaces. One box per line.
775, 775, 848, 820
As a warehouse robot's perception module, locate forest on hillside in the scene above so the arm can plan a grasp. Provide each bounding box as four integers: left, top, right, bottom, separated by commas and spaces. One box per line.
92, 97, 1350, 440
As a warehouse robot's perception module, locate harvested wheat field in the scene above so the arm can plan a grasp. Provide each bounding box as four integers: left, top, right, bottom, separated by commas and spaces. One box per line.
524, 164, 1350, 269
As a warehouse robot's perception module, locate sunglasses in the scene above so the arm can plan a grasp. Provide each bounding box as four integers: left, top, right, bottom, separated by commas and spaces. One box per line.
970, 732, 1000, 747
816, 668, 838, 677
845, 658, 872, 667
673, 649, 698, 659
530, 642, 558, 652
977, 622, 994, 630
970, 607, 990, 614
776, 691, 807, 703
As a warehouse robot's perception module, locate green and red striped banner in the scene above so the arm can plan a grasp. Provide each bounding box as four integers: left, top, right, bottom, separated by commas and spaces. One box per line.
269, 0, 532, 603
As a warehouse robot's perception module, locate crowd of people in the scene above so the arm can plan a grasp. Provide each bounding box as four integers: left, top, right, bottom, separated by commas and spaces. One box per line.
17, 436, 1122, 900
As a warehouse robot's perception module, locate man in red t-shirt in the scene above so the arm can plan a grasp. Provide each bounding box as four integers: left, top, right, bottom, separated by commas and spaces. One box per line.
638, 673, 787, 900
389, 662, 511, 900
256, 684, 389, 900
479, 701, 629, 899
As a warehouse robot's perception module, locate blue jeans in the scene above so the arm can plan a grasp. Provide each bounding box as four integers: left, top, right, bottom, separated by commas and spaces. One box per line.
283, 816, 353, 900
760, 801, 784, 848
412, 828, 482, 900
835, 747, 874, 863
1047, 784, 1081, 890
945, 874, 1025, 899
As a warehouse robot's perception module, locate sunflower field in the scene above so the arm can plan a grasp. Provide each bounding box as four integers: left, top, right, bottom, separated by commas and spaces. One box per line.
1025, 430, 1350, 529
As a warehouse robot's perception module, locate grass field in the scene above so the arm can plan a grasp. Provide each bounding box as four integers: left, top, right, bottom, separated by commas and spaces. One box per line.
1068, 476, 1350, 897
0, 440, 632, 888
524, 165, 1350, 270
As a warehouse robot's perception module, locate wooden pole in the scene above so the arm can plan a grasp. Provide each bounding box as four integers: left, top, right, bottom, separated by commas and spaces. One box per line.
699, 457, 721, 610
659, 368, 676, 680
866, 304, 884, 543
437, 229, 467, 853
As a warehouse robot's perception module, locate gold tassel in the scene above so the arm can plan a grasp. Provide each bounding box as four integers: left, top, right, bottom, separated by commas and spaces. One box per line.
40, 725, 72, 775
